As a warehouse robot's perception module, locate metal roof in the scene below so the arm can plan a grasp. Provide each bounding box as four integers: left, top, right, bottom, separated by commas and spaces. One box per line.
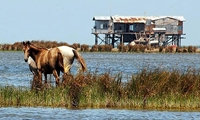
93, 16, 110, 21
150, 16, 185, 21
93, 15, 185, 23
111, 16, 146, 23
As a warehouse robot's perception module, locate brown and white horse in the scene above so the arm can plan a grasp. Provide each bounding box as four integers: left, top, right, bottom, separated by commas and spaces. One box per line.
22, 41, 87, 86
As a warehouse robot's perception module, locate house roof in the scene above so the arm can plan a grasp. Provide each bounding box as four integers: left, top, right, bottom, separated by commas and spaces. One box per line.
111, 16, 146, 23
93, 15, 185, 23
150, 16, 185, 21
93, 16, 110, 21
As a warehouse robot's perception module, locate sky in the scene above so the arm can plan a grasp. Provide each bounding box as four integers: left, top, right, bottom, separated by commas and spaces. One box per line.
0, 0, 199, 46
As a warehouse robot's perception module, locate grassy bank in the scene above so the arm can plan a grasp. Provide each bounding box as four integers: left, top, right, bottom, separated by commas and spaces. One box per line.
1, 68, 200, 111
1, 40, 199, 53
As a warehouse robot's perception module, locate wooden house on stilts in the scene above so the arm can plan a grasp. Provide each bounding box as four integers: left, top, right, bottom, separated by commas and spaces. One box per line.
92, 15, 186, 47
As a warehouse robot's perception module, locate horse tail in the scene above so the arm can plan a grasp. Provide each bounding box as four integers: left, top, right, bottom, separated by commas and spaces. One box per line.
72, 49, 87, 72
58, 51, 64, 72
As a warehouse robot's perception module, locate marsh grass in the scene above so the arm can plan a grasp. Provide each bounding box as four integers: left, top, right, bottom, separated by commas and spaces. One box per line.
1, 67, 200, 111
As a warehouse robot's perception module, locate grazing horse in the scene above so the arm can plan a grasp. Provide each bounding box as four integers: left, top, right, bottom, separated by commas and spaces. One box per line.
22, 41, 87, 86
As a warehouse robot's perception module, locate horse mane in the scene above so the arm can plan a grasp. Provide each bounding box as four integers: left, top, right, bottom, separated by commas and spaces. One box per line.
30, 43, 48, 50
27, 42, 49, 61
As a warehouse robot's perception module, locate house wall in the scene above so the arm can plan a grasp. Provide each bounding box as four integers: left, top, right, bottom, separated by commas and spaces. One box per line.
155, 17, 179, 25
95, 20, 109, 29
154, 17, 183, 34
178, 21, 183, 34
130, 23, 145, 32
113, 23, 126, 32
114, 23, 145, 32
93, 20, 110, 33
155, 25, 178, 34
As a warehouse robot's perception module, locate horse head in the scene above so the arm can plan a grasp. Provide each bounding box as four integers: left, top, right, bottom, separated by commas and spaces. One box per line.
22, 41, 31, 62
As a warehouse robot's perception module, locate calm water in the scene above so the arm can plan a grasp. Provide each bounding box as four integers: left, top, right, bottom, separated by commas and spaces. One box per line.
1, 51, 200, 87
0, 51, 200, 119
0, 107, 199, 120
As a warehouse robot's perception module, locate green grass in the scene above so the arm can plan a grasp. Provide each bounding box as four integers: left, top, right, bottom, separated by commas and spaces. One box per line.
1, 68, 200, 111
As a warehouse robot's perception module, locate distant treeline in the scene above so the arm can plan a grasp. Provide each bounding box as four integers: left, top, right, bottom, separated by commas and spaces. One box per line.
0, 40, 198, 53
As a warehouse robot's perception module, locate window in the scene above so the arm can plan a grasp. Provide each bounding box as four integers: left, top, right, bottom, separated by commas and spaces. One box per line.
130, 25, 133, 31
178, 25, 182, 31
103, 24, 108, 29
100, 24, 104, 29
100, 23, 108, 29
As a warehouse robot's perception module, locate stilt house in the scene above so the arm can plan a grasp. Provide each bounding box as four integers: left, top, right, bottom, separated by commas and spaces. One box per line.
92, 15, 185, 47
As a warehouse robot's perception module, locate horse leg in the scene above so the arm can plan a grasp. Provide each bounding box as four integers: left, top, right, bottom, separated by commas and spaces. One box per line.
52, 69, 60, 86
44, 73, 48, 84
57, 69, 60, 77
37, 69, 43, 88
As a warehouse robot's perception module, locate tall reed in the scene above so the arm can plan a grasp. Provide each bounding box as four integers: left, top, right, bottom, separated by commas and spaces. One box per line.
1, 67, 200, 110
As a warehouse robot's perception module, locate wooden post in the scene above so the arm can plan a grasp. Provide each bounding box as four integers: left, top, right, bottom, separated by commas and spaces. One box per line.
112, 34, 115, 47
95, 34, 98, 45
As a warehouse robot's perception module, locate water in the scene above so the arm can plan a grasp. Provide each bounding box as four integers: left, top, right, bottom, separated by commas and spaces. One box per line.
0, 107, 199, 120
1, 51, 200, 119
2, 51, 200, 86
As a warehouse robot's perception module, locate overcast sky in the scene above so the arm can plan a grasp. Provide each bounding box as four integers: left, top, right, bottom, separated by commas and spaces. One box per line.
0, 0, 199, 46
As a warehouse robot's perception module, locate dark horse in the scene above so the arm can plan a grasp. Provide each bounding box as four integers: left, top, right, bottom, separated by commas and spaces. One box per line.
22, 41, 87, 86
